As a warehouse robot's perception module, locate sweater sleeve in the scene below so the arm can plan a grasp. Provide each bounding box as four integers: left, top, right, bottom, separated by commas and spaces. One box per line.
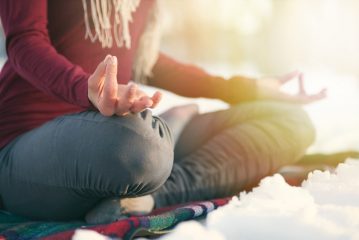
148, 53, 257, 104
0, 0, 91, 108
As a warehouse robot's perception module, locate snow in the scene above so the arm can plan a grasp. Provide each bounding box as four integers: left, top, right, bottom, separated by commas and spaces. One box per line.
71, 159, 359, 240
161, 159, 359, 240
303, 159, 359, 207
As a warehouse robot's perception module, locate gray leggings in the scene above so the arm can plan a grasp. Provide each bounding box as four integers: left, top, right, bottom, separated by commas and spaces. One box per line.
0, 101, 314, 221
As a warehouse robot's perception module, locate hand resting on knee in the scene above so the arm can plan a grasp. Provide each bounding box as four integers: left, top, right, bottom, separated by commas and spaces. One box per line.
88, 55, 162, 116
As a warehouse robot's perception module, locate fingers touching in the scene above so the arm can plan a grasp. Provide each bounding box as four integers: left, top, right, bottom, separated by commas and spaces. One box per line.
130, 97, 153, 113
277, 71, 327, 104
88, 55, 162, 117
302, 88, 327, 103
128, 87, 162, 114
126, 83, 138, 105
151, 91, 162, 109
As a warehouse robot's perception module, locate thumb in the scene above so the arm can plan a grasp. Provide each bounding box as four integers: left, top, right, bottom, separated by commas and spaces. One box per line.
88, 55, 111, 89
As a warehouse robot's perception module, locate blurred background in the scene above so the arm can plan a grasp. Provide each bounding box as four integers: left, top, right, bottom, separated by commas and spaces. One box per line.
161, 0, 359, 76
159, 0, 359, 154
1, 0, 359, 153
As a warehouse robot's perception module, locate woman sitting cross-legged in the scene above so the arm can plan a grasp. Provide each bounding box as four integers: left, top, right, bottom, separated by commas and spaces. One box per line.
0, 0, 325, 223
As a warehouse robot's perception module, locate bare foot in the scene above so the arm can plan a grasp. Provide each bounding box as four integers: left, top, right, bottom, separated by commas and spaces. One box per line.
85, 195, 155, 224
120, 195, 154, 215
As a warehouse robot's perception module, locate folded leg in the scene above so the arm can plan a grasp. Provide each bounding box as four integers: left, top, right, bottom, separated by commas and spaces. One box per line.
153, 101, 315, 207
0, 110, 173, 221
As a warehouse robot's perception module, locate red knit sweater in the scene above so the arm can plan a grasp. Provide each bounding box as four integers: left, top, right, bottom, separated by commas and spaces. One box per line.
0, 0, 156, 148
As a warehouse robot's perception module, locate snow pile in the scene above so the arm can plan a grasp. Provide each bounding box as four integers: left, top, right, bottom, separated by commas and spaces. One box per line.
159, 221, 225, 240
162, 159, 359, 240
303, 159, 359, 207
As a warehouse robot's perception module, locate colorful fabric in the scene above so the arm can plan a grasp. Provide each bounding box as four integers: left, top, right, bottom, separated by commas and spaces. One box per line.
0, 198, 229, 240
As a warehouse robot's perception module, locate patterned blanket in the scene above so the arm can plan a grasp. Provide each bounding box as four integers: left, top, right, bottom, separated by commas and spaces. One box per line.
0, 198, 230, 240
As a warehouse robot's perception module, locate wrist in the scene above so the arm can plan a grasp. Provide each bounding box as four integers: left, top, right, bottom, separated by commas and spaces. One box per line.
202, 75, 228, 99
222, 76, 258, 104
87, 96, 98, 111
87, 86, 99, 111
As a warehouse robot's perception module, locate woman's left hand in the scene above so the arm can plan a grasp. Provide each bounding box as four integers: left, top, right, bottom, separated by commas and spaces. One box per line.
256, 71, 327, 104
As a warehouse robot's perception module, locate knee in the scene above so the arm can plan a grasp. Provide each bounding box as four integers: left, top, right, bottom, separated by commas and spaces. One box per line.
276, 103, 315, 149
261, 102, 316, 163
126, 116, 174, 193
231, 101, 315, 163
235, 101, 315, 147
98, 111, 174, 195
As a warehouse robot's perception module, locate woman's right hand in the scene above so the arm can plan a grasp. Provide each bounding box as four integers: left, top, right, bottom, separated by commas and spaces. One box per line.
88, 55, 162, 116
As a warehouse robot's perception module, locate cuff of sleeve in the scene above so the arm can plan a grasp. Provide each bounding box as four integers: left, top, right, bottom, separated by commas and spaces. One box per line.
74, 74, 97, 110
221, 77, 257, 104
